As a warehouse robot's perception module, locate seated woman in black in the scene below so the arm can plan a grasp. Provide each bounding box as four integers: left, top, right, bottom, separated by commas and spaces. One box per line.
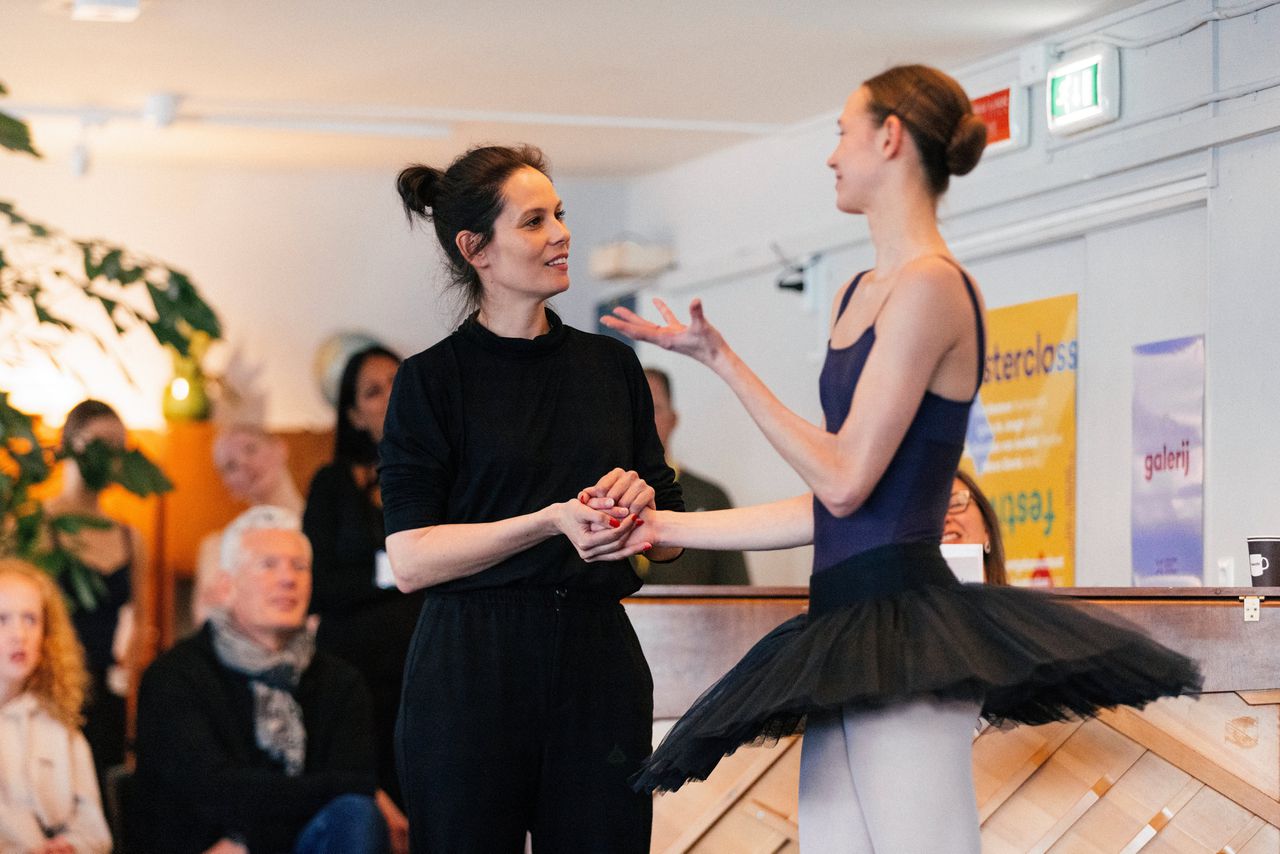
304, 343, 416, 839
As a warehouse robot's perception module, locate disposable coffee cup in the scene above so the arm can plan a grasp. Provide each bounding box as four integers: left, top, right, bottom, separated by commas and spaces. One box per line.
1246, 537, 1280, 586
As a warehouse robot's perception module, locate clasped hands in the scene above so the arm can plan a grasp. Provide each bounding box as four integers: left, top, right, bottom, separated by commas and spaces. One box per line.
556, 468, 657, 562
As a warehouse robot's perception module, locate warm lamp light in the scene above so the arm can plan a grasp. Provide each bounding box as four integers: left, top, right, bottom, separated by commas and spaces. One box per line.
162, 354, 210, 421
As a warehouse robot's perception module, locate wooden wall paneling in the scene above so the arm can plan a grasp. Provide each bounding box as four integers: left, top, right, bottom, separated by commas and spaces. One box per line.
654, 738, 798, 854
1098, 705, 1280, 826
650, 744, 773, 852
1111, 778, 1202, 854
1056, 591, 1280, 693
1047, 752, 1199, 853
1217, 817, 1272, 854
633, 590, 1280, 853
1240, 689, 1280, 706
980, 720, 1145, 853
688, 807, 792, 854
1115, 694, 1279, 801
624, 593, 807, 719
1025, 773, 1115, 854
1142, 784, 1257, 853
743, 738, 802, 829
973, 721, 1082, 821
1235, 821, 1280, 854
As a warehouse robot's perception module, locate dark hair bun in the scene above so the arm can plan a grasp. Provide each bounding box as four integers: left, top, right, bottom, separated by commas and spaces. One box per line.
946, 115, 988, 176
396, 165, 443, 219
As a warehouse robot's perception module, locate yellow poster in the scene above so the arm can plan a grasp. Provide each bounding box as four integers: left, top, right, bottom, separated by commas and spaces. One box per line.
963, 294, 1077, 587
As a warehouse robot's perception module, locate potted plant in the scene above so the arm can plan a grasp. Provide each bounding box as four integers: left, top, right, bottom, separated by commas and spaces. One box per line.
1, 82, 220, 606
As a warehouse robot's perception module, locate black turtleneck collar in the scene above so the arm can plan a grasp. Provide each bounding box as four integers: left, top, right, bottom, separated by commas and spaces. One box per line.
458, 307, 568, 358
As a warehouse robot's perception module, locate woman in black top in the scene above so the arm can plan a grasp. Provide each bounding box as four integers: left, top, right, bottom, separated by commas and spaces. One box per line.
45, 400, 146, 796
304, 344, 416, 838
381, 145, 682, 853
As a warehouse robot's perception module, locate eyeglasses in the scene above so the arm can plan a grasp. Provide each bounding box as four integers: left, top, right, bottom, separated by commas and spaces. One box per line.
946, 489, 971, 516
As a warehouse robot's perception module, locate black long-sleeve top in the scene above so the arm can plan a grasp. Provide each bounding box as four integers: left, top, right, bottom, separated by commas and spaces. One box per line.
134, 625, 377, 854
304, 462, 389, 616
380, 309, 683, 596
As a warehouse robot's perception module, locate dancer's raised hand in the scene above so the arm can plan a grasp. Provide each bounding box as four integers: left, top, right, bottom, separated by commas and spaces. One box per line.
602, 298, 727, 366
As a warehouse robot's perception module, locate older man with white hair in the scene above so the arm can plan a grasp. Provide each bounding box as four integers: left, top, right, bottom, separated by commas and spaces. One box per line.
135, 506, 391, 854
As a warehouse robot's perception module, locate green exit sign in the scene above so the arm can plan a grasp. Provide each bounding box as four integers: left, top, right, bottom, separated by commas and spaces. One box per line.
1046, 46, 1120, 135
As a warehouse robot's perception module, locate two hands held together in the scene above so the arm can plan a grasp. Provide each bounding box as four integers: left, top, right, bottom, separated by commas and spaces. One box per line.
552, 296, 727, 563
554, 468, 663, 563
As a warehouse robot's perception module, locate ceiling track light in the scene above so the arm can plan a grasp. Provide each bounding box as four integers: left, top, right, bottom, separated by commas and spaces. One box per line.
70, 0, 141, 23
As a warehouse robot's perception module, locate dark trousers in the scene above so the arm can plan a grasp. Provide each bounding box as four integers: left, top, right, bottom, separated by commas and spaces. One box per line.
397, 589, 653, 854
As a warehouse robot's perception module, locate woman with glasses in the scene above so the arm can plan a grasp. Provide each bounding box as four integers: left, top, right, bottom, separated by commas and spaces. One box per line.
943, 470, 1006, 585
604, 64, 1200, 852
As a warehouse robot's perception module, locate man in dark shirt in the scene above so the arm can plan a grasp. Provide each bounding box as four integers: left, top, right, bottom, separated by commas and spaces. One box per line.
135, 506, 393, 854
642, 368, 751, 585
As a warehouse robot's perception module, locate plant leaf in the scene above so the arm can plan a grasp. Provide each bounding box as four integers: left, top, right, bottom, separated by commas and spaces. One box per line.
49, 513, 113, 534
0, 112, 40, 158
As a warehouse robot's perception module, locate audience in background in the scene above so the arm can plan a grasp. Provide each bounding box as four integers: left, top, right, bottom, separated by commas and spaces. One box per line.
135, 506, 391, 854
943, 470, 1007, 586
0, 558, 112, 853
641, 368, 750, 585
46, 399, 147, 796
304, 345, 417, 831
194, 424, 306, 625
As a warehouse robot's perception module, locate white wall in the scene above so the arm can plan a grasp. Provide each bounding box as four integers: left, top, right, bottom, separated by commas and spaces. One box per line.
0, 157, 625, 429
7, 0, 1280, 586
609, 0, 1280, 585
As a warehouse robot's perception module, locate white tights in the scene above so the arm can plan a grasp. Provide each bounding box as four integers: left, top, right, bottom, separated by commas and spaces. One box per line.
798, 697, 982, 854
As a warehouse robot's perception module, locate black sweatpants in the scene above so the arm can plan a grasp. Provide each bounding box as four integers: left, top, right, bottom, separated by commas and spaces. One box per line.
396, 588, 653, 853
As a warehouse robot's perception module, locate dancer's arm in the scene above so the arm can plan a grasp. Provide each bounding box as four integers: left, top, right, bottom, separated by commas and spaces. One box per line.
602, 262, 970, 518
387, 500, 647, 592
641, 494, 814, 552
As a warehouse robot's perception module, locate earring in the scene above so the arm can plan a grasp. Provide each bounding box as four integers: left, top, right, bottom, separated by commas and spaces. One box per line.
983, 540, 991, 554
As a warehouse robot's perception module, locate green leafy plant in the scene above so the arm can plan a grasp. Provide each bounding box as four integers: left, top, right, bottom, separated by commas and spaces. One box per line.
1, 82, 216, 608
36, 440, 172, 611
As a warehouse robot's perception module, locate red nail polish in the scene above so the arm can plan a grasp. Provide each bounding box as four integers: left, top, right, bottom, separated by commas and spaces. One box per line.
579, 495, 588, 504
608, 518, 621, 529
635, 520, 645, 527
642, 544, 652, 552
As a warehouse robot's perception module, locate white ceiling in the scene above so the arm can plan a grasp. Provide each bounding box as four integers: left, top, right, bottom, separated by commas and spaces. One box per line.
2, 0, 1140, 177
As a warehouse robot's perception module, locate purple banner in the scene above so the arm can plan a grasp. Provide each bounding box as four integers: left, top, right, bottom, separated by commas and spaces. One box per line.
1131, 336, 1204, 585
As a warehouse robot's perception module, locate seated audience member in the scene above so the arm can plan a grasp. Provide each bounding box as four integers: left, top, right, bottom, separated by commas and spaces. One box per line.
0, 558, 112, 854
136, 506, 390, 854
193, 425, 306, 625
943, 470, 1008, 585
45, 399, 145, 791
304, 345, 417, 830
642, 368, 750, 584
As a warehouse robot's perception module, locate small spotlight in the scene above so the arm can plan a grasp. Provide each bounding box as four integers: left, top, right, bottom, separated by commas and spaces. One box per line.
71, 0, 141, 22
144, 92, 181, 127
169, 377, 191, 402
70, 142, 90, 177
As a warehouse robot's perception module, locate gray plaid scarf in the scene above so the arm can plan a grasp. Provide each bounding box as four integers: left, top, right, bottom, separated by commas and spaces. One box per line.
209, 611, 315, 776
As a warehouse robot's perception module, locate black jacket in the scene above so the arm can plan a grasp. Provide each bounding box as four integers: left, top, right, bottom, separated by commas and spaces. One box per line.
134, 624, 377, 854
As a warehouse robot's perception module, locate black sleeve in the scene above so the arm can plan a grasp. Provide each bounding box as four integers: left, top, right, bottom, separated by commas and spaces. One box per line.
305, 663, 379, 783
303, 465, 380, 614
713, 547, 751, 585
380, 351, 456, 536
622, 348, 683, 514
136, 652, 374, 847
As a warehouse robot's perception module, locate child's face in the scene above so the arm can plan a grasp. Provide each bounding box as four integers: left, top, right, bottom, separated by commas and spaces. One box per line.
0, 576, 44, 693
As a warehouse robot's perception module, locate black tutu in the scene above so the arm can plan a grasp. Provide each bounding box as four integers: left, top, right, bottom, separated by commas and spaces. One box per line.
634, 541, 1203, 794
